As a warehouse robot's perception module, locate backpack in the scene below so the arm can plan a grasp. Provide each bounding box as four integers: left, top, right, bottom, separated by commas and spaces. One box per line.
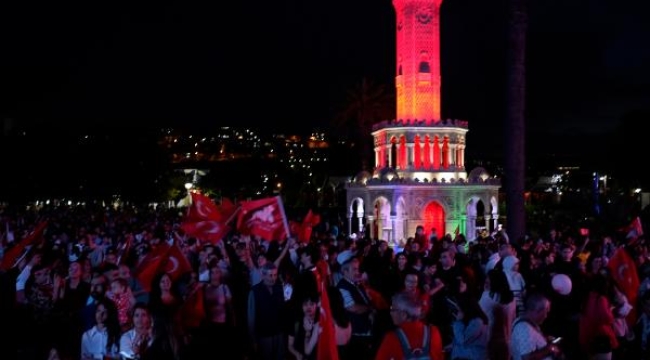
395, 326, 431, 360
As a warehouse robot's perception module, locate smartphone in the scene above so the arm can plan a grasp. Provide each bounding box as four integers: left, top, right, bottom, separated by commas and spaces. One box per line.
551, 337, 562, 344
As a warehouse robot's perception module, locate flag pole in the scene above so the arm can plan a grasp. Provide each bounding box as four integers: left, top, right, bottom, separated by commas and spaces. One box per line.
275, 195, 291, 241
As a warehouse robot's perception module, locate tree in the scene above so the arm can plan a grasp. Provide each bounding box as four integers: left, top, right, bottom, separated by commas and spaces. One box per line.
332, 77, 394, 171
504, 0, 528, 242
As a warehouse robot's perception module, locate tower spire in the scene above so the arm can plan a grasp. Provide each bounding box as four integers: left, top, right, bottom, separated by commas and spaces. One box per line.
393, 0, 443, 123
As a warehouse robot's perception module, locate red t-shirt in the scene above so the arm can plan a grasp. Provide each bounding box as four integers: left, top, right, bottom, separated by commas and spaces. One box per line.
374, 321, 444, 360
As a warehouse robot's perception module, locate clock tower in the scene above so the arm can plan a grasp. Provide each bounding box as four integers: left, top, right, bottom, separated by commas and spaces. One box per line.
393, 0, 443, 122
345, 0, 501, 245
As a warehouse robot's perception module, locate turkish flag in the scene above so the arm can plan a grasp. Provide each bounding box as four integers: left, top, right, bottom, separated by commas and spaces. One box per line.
312, 266, 339, 360
181, 193, 239, 244
236, 196, 289, 242
180, 283, 205, 329
620, 216, 644, 244
0, 220, 48, 271
607, 247, 640, 326
289, 210, 321, 243
298, 210, 321, 244
135, 243, 192, 292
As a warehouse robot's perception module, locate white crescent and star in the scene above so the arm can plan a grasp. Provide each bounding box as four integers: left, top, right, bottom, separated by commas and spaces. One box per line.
195, 199, 214, 219
166, 256, 179, 273
197, 221, 221, 234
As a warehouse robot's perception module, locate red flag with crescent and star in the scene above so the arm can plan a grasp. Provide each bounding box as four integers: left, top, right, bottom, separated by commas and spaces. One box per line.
181, 192, 239, 244
134, 242, 192, 292
607, 246, 640, 326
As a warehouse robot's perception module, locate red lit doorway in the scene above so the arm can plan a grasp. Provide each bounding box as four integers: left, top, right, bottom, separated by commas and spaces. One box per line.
422, 201, 445, 238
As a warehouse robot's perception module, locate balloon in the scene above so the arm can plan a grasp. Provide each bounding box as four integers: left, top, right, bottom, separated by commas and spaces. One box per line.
551, 274, 572, 295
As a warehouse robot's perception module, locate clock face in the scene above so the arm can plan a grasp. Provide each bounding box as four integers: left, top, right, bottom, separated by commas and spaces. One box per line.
416, 7, 433, 24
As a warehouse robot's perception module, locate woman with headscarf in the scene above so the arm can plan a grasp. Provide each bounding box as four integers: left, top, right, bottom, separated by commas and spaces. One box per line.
502, 255, 526, 317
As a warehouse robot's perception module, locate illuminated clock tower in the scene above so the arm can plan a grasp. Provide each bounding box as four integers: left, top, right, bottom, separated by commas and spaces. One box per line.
394, 0, 443, 121
345, 0, 501, 245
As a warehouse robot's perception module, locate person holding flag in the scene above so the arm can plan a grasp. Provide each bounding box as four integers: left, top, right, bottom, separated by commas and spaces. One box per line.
291, 244, 339, 360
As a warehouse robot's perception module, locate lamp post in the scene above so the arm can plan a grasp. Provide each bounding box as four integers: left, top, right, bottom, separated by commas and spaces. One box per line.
183, 182, 194, 206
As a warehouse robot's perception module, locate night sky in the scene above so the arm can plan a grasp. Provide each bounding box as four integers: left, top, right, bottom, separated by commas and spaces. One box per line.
2, 0, 650, 158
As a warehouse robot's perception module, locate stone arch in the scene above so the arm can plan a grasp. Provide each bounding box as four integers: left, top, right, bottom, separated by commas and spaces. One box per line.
348, 197, 365, 235
489, 195, 499, 232
466, 196, 484, 241
373, 196, 392, 241
394, 196, 408, 245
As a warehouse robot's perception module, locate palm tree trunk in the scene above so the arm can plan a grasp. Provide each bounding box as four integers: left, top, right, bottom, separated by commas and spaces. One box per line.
504, 0, 528, 243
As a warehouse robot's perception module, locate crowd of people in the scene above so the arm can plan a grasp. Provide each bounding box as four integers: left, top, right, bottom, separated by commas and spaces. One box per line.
0, 202, 649, 360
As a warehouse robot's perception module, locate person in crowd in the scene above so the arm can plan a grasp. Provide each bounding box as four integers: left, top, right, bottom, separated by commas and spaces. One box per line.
578, 272, 618, 360
384, 252, 410, 298
147, 272, 183, 328
478, 269, 516, 360
401, 270, 430, 320
448, 293, 489, 360
502, 255, 526, 317
247, 262, 288, 360
80, 297, 121, 360
140, 311, 183, 360
288, 293, 322, 360
374, 291, 444, 360
510, 292, 562, 360
337, 256, 377, 360
81, 274, 109, 332
327, 285, 352, 350
118, 263, 148, 304
119, 302, 154, 360
195, 261, 239, 359
108, 277, 136, 331
53, 258, 92, 359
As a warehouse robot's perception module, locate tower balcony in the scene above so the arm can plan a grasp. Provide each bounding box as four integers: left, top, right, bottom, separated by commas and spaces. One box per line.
372, 118, 468, 131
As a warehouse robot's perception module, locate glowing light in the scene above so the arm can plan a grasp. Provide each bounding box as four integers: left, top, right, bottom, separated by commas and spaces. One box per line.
393, 0, 443, 120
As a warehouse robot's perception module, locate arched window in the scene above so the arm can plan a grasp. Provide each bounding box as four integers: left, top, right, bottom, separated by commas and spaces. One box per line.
419, 51, 431, 73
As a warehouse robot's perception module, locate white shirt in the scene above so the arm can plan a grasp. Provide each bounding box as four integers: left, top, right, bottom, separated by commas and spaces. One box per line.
510, 318, 552, 360
81, 325, 118, 360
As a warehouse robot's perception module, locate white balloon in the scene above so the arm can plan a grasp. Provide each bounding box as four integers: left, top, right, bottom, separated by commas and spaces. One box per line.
551, 273, 572, 295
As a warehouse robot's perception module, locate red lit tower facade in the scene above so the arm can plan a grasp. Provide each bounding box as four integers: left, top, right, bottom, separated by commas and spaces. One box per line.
345, 0, 501, 245
394, 0, 442, 122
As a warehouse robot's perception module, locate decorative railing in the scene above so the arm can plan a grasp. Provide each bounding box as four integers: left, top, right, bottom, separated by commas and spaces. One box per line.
347, 177, 501, 187
372, 118, 469, 131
